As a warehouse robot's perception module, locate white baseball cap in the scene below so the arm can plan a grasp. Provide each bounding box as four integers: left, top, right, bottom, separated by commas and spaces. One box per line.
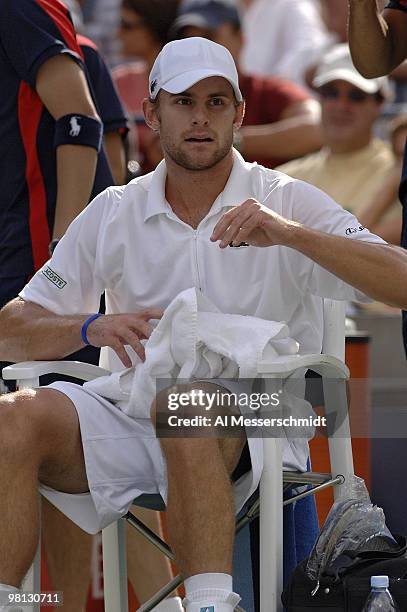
148, 37, 242, 102
313, 43, 392, 100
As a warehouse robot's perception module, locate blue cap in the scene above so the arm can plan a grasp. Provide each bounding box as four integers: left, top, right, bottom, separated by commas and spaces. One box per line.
170, 0, 241, 38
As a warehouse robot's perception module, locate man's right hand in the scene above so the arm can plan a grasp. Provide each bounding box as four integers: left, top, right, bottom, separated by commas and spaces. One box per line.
86, 309, 164, 367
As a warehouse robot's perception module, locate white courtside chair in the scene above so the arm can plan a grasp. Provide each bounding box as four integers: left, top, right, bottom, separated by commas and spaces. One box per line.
257, 299, 353, 611
3, 298, 354, 612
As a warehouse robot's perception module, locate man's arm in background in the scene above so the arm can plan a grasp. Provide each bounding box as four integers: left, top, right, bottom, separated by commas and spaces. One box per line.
36, 54, 101, 239
348, 0, 407, 77
238, 98, 323, 162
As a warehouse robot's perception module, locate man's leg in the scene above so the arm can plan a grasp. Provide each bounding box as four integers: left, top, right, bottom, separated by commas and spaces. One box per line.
153, 384, 245, 610
41, 500, 92, 612
0, 388, 89, 593
38, 346, 101, 610
161, 435, 236, 577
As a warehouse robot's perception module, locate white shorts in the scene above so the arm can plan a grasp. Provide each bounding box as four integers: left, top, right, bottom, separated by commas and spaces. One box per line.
39, 380, 263, 534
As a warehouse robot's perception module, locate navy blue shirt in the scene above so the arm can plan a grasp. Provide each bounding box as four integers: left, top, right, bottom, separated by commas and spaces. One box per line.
0, 0, 127, 279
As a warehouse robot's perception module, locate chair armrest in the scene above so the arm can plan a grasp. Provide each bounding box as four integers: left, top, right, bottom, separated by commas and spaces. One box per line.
257, 353, 349, 379
2, 361, 110, 382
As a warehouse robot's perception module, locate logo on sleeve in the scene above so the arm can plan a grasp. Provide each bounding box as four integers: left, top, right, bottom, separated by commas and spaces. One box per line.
69, 116, 81, 137
42, 266, 67, 289
345, 225, 365, 236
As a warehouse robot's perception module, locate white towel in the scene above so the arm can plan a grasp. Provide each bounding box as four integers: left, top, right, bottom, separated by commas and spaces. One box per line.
85, 287, 299, 419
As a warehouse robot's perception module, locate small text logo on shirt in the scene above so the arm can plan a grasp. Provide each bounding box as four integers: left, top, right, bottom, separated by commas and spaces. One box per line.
200, 607, 215, 612
42, 266, 67, 289
69, 116, 81, 137
345, 225, 365, 236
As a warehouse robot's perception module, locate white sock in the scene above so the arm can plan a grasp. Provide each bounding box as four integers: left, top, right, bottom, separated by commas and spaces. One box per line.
184, 573, 233, 603
0, 583, 22, 611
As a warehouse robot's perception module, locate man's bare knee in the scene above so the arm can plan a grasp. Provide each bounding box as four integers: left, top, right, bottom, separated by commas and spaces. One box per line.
0, 388, 89, 493
0, 387, 73, 444
0, 389, 45, 462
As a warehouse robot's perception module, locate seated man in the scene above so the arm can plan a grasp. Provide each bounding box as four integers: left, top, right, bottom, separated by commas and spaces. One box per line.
1, 37, 407, 612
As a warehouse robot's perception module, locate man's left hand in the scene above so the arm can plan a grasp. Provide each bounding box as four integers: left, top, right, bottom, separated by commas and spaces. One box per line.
210, 198, 296, 248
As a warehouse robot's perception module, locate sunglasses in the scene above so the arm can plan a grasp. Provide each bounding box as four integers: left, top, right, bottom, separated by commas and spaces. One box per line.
119, 18, 146, 31
319, 86, 371, 103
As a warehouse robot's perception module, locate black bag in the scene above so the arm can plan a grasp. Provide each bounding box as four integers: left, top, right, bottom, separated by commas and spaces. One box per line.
282, 535, 407, 611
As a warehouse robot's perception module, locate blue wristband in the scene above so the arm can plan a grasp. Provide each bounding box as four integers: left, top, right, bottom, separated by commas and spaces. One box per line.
81, 313, 103, 346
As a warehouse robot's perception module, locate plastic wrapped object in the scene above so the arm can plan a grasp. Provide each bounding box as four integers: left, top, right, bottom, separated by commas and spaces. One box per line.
306, 476, 398, 583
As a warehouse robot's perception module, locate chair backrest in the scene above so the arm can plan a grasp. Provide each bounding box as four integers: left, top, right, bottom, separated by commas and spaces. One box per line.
322, 299, 346, 361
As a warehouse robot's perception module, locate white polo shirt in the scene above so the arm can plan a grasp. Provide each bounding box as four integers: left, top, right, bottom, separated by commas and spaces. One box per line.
20, 149, 384, 373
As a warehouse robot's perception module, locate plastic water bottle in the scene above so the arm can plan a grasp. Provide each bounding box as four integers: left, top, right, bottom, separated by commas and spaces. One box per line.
362, 576, 399, 611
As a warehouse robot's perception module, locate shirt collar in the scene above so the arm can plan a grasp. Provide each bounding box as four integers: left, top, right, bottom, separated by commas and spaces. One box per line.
143, 149, 255, 223
143, 160, 170, 222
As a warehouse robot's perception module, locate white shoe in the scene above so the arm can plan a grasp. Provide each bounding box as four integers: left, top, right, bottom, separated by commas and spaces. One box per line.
152, 596, 184, 611
183, 592, 241, 612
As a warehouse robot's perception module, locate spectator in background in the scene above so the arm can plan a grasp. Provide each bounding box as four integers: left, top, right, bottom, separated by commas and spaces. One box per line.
240, 0, 330, 87
171, 0, 323, 168
277, 45, 397, 240
113, 0, 180, 176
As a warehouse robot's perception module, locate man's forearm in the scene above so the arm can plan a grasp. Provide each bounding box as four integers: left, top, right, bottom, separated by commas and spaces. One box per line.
35, 55, 102, 240
0, 299, 87, 362
349, 0, 401, 76
52, 145, 98, 239
239, 116, 323, 162
286, 224, 407, 307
